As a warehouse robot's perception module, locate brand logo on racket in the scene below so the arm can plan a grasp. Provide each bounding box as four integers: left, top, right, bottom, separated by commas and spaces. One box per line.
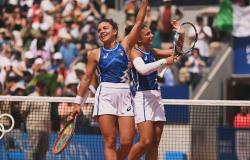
0, 113, 15, 140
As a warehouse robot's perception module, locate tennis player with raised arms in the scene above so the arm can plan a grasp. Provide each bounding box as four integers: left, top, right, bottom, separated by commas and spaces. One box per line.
73, 0, 148, 159
127, 21, 180, 160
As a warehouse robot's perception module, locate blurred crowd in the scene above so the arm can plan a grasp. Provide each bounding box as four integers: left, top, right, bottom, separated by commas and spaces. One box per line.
0, 0, 107, 98
0, 2, 107, 157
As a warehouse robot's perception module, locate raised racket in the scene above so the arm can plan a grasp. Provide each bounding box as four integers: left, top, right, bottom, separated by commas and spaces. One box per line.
157, 22, 198, 82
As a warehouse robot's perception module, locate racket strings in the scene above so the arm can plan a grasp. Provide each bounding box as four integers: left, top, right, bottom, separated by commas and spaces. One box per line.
53, 120, 75, 154
175, 24, 197, 55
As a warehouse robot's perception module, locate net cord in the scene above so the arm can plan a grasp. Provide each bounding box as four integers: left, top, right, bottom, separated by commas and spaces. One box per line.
161, 99, 250, 106
0, 96, 95, 103
0, 96, 250, 106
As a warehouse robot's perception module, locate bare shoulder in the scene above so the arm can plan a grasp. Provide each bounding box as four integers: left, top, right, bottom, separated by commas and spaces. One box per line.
88, 48, 101, 62
120, 40, 129, 52
130, 48, 142, 60
89, 48, 100, 55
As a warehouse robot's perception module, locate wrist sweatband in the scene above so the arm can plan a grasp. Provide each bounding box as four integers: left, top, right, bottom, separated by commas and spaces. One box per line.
74, 90, 90, 105
74, 96, 85, 105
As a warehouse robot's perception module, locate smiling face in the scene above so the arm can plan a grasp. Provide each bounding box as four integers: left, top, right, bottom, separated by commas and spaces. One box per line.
138, 26, 153, 46
97, 21, 118, 44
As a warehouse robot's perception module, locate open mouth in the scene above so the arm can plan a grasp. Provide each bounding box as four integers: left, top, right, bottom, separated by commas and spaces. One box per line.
100, 33, 108, 40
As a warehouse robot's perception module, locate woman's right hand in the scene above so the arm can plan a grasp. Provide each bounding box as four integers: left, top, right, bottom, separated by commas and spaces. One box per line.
73, 103, 81, 115
67, 104, 81, 121
166, 56, 174, 65
166, 55, 179, 65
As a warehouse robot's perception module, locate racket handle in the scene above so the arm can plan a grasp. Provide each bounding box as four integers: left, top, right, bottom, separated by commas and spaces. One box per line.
159, 67, 167, 78
157, 67, 168, 83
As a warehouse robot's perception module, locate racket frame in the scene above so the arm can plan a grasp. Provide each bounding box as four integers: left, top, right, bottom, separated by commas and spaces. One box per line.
157, 22, 198, 82
173, 22, 198, 56
52, 112, 78, 154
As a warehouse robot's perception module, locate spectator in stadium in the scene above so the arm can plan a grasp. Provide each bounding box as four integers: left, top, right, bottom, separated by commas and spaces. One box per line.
144, 6, 152, 27
23, 51, 35, 70
73, 0, 148, 159
30, 22, 55, 56
126, 21, 179, 160
148, 15, 162, 48
50, 52, 67, 84
21, 80, 51, 160
59, 31, 80, 69
185, 48, 206, 90
234, 106, 250, 128
124, 0, 139, 15
189, 15, 213, 66
64, 73, 79, 97
30, 35, 51, 63
72, 62, 86, 82
96, 0, 109, 19
22, 69, 34, 89
27, 2, 43, 27
233, 106, 250, 160
125, 11, 136, 27
158, 0, 183, 44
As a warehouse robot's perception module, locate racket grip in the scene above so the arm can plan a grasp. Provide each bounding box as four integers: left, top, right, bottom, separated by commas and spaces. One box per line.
157, 67, 168, 83
158, 67, 167, 79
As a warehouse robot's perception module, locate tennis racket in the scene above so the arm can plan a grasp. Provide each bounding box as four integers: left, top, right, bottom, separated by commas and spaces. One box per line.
52, 112, 78, 154
157, 22, 198, 82
52, 90, 90, 154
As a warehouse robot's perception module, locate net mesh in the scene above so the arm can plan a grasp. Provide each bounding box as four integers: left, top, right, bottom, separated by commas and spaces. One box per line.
0, 96, 250, 160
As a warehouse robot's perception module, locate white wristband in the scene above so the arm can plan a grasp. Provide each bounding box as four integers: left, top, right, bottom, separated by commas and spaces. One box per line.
74, 90, 90, 105
74, 96, 85, 105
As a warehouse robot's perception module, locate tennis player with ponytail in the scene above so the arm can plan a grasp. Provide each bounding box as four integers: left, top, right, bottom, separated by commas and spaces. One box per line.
127, 21, 180, 160
73, 0, 148, 159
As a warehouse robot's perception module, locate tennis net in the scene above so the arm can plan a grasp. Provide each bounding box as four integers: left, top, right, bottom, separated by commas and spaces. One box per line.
0, 96, 249, 160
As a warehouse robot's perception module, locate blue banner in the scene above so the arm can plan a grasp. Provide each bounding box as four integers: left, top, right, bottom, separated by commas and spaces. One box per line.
217, 127, 237, 160
160, 85, 189, 123
0, 133, 143, 160
233, 36, 250, 74
217, 127, 250, 160
0, 134, 105, 160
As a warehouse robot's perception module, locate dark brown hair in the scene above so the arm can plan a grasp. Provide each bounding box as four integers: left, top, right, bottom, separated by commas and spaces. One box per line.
124, 24, 148, 36
98, 19, 118, 31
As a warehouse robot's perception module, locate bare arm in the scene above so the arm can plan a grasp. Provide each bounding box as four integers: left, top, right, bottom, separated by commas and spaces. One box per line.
77, 49, 99, 97
185, 57, 194, 67
198, 59, 206, 67
122, 0, 148, 50
152, 47, 173, 58
201, 26, 212, 39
